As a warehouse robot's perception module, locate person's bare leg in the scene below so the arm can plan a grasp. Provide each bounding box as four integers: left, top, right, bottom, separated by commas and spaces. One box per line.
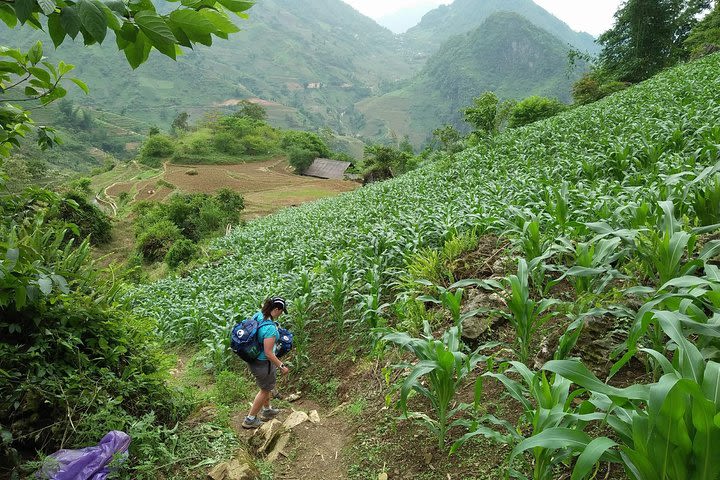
249, 389, 271, 416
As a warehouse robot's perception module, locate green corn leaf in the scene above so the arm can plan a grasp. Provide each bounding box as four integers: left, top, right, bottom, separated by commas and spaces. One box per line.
570, 437, 618, 480
543, 360, 649, 401
509, 427, 592, 466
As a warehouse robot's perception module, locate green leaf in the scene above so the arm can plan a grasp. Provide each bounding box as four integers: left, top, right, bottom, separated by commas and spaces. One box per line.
216, 0, 253, 13
89, 0, 120, 31
28, 66, 51, 83
70, 78, 89, 94
5, 248, 19, 270
30, 28, 51, 56
0, 4, 18, 27
199, 9, 239, 34
47, 14, 65, 47
37, 0, 56, 15
122, 30, 151, 69
168, 9, 214, 45
14, 0, 35, 24
571, 437, 617, 480
543, 360, 649, 401
134, 10, 177, 59
60, 6, 82, 39
38, 276, 52, 295
77, 0, 107, 43
15, 286, 27, 309
509, 427, 591, 466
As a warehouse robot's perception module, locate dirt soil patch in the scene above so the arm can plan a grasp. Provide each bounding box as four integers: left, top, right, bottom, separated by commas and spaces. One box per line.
162, 158, 360, 219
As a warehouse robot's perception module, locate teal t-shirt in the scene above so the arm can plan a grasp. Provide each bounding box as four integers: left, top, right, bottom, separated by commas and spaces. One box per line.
253, 311, 279, 361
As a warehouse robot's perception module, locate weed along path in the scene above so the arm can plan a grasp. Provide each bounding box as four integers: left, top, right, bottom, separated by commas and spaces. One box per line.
231, 399, 352, 479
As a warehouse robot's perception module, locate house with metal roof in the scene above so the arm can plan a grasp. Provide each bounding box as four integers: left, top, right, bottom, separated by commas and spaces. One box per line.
304, 158, 353, 180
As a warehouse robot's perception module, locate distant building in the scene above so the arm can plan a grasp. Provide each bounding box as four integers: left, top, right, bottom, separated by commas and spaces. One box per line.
306, 82, 321, 89
304, 158, 352, 180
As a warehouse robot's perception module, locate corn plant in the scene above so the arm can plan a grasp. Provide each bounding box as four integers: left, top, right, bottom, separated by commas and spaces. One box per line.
501, 259, 560, 363
693, 174, 720, 226
322, 257, 352, 332
544, 312, 720, 480
453, 361, 612, 479
416, 278, 496, 328
548, 238, 625, 295
383, 322, 488, 450
287, 293, 315, 369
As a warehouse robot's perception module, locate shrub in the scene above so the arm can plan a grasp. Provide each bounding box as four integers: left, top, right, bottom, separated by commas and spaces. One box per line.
216, 188, 244, 214
508, 96, 567, 128
53, 191, 112, 245
136, 220, 181, 262
140, 135, 175, 166
213, 131, 245, 155
165, 238, 198, 268
288, 147, 316, 174
241, 134, 275, 155
281, 130, 330, 158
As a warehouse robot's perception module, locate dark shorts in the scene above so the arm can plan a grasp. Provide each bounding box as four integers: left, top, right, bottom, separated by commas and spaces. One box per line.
248, 359, 277, 391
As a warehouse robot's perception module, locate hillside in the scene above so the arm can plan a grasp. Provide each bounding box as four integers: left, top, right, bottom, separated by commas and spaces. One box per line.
404, 0, 599, 55
358, 12, 584, 145
128, 52, 720, 478
0, 0, 413, 136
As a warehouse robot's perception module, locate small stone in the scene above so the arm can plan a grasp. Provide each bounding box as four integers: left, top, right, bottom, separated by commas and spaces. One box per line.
309, 410, 321, 424
285, 391, 302, 402
283, 410, 309, 430
378, 473, 388, 480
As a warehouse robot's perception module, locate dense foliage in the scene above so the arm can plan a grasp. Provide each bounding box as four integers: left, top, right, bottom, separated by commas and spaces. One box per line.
130, 53, 720, 477
0, 188, 185, 473
597, 0, 711, 82
133, 189, 244, 265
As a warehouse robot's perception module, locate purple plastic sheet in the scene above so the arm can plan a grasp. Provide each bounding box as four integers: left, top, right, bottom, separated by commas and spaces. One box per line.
36, 431, 131, 480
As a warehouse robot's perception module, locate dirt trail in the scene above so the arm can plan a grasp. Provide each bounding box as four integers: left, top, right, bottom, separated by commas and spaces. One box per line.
232, 399, 352, 479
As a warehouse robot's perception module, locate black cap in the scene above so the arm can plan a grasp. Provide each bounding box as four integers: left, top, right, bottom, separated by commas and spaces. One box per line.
270, 296, 288, 313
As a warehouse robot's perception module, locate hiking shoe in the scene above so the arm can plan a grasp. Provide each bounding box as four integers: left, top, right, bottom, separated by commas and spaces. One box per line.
260, 407, 281, 421
242, 416, 263, 429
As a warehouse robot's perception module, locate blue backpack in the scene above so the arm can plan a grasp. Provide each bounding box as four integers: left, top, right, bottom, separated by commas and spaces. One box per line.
230, 313, 273, 362
276, 328, 294, 358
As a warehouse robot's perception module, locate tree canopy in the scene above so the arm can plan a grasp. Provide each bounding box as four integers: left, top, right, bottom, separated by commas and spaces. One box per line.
598, 0, 711, 82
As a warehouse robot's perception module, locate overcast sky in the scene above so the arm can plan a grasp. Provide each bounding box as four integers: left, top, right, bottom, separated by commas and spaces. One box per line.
342, 0, 625, 36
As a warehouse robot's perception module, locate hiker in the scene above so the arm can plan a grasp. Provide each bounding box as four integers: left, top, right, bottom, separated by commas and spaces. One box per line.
242, 296, 291, 429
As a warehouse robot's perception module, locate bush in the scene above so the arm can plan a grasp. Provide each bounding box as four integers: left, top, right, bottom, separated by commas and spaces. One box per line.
136, 220, 182, 262
53, 191, 112, 245
213, 131, 245, 155
508, 96, 567, 128
573, 72, 630, 105
140, 135, 175, 166
164, 238, 198, 268
288, 147, 316, 174
281, 130, 330, 158
216, 188, 244, 214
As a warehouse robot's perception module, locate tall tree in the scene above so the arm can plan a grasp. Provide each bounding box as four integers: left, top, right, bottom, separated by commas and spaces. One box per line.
598, 0, 711, 82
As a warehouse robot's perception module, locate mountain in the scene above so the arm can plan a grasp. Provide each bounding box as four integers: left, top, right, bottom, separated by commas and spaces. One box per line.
358, 12, 584, 145
0, 0, 416, 137
1, 0, 595, 168
403, 0, 598, 55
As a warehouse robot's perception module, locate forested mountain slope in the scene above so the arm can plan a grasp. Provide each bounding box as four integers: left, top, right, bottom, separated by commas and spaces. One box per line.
358, 12, 584, 145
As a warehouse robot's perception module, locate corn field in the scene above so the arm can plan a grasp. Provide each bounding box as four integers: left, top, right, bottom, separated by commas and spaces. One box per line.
130, 53, 720, 478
